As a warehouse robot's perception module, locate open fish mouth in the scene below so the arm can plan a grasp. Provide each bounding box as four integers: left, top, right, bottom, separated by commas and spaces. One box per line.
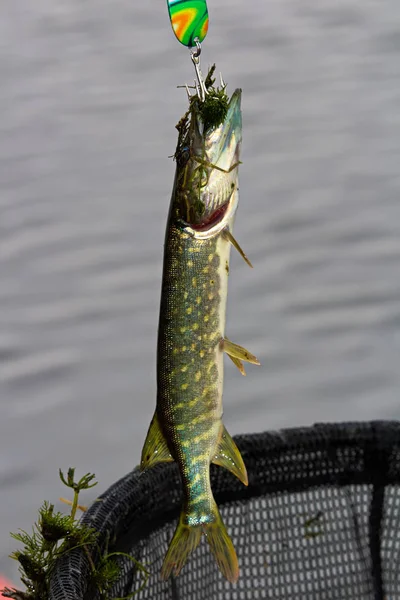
175, 82, 242, 233
184, 89, 242, 231
190, 200, 230, 232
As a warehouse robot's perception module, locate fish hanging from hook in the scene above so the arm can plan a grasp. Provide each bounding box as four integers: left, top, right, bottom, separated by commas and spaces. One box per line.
166, 0, 209, 47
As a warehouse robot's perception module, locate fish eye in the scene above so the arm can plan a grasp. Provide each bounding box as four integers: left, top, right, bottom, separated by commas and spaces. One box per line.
180, 146, 190, 161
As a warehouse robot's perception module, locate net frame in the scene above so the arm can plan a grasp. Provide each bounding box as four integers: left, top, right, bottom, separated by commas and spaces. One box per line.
49, 421, 400, 600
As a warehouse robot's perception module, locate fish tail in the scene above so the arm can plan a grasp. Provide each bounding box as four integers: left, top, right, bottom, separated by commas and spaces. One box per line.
161, 505, 239, 584
204, 506, 239, 584
161, 513, 202, 580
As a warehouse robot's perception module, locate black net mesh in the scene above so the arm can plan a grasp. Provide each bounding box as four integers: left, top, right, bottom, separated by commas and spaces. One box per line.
49, 421, 400, 599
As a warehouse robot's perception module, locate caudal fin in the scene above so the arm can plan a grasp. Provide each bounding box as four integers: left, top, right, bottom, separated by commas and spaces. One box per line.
161, 514, 202, 580
204, 509, 239, 584
161, 507, 239, 584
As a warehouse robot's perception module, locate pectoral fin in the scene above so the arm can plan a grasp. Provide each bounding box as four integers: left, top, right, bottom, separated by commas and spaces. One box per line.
222, 338, 260, 376
223, 229, 253, 268
140, 412, 173, 471
213, 426, 248, 486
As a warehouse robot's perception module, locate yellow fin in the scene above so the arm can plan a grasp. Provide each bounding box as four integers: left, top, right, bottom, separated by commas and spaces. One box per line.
205, 507, 239, 584
161, 506, 239, 584
161, 515, 202, 580
222, 338, 260, 366
140, 412, 173, 471
223, 229, 253, 268
226, 353, 246, 376
213, 426, 248, 486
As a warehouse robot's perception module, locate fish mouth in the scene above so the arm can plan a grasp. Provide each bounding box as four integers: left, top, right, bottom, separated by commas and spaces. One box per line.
190, 200, 230, 232
183, 188, 238, 240
179, 86, 242, 239
189, 89, 242, 233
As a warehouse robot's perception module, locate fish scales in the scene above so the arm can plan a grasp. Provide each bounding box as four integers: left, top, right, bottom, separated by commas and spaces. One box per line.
158, 225, 229, 519
140, 74, 259, 583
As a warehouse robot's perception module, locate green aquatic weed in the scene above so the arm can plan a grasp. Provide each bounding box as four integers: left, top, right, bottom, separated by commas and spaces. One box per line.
198, 89, 229, 131
1, 468, 149, 600
191, 64, 229, 131
302, 510, 324, 539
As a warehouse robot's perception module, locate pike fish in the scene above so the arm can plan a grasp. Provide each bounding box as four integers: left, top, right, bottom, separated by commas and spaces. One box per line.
140, 71, 259, 583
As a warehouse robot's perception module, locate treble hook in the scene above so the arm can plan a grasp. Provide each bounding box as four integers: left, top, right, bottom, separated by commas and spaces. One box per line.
190, 38, 208, 102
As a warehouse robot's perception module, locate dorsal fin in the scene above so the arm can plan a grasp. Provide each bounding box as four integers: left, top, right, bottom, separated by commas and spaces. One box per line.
140, 412, 173, 471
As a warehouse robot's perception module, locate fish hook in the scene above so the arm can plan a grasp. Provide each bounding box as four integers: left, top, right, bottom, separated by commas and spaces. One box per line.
190, 38, 208, 102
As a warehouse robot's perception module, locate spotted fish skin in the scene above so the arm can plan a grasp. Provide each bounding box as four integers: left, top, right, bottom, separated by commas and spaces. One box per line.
141, 81, 257, 583
158, 226, 227, 517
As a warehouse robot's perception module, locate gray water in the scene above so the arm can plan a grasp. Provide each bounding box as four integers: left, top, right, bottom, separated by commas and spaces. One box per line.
1, 0, 400, 583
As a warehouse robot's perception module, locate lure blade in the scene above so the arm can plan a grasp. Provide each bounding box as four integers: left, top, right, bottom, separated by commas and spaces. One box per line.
166, 0, 209, 47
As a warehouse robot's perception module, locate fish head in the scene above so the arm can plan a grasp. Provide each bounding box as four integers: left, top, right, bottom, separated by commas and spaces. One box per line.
175, 87, 242, 237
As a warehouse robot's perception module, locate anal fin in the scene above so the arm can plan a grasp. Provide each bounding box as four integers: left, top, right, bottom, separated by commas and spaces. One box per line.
223, 229, 253, 268
222, 338, 260, 376
213, 426, 248, 486
140, 412, 173, 471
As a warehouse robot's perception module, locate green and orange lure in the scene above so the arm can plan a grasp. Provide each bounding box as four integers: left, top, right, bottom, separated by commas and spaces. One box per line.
166, 0, 209, 47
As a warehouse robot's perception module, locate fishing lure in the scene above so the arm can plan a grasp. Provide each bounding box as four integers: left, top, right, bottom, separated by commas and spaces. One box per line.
140, 61, 259, 583
166, 0, 209, 47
